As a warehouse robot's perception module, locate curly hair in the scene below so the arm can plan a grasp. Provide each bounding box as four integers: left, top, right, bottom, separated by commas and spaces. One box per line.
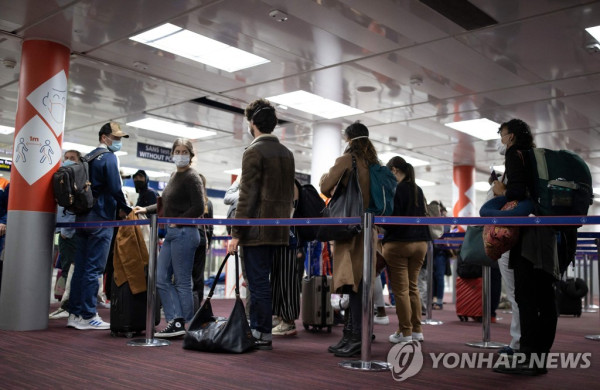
245, 98, 278, 134
344, 121, 379, 166
499, 119, 535, 149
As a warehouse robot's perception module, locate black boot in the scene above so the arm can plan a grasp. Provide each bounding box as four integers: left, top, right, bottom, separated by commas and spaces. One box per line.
328, 309, 352, 353
334, 332, 361, 357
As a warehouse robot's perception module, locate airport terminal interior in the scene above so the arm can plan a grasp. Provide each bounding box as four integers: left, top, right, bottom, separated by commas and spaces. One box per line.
1, 0, 600, 388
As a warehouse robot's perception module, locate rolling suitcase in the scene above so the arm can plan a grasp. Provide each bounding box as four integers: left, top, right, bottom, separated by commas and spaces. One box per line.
301, 242, 334, 332
555, 278, 587, 317
456, 276, 482, 322
110, 278, 160, 338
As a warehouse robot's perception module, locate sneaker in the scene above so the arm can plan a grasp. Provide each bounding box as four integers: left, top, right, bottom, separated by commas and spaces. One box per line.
272, 321, 297, 336
74, 314, 110, 330
154, 319, 185, 338
272, 316, 282, 328
497, 346, 516, 355
67, 314, 81, 328
412, 332, 424, 342
374, 315, 390, 325
389, 331, 412, 344
49, 308, 69, 319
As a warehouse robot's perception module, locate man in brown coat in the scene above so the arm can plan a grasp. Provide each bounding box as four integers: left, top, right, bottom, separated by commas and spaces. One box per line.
228, 99, 295, 350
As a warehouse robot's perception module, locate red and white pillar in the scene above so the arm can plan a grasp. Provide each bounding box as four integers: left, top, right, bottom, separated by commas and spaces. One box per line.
452, 165, 476, 232
0, 40, 70, 330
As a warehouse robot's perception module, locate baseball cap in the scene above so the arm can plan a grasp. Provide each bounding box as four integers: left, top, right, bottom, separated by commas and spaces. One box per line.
99, 122, 129, 138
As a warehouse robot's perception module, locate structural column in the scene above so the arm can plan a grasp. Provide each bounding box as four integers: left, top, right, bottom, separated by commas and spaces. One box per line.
311, 123, 342, 189
452, 165, 476, 223
0, 40, 70, 330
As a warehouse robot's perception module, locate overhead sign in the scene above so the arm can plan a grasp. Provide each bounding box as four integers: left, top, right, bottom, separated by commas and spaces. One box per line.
0, 158, 11, 172
137, 142, 172, 162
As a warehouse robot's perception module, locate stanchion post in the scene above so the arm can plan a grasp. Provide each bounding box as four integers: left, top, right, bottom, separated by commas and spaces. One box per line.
466, 265, 505, 349
128, 214, 170, 347
585, 238, 600, 342
339, 212, 390, 372
423, 241, 442, 325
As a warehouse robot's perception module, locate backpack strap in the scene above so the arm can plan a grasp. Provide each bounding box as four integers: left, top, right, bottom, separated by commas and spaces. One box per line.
85, 148, 110, 162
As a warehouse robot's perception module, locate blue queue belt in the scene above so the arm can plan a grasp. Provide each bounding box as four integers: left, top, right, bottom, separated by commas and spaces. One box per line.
55, 215, 600, 229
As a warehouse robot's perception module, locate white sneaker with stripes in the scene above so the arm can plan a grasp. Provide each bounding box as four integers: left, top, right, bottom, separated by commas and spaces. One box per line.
74, 314, 110, 330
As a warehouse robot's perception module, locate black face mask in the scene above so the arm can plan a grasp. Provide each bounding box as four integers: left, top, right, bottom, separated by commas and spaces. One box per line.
134, 181, 147, 193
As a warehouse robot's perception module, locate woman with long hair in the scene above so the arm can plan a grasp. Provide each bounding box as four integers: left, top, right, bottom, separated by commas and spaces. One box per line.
382, 156, 431, 344
135, 138, 205, 337
320, 121, 378, 357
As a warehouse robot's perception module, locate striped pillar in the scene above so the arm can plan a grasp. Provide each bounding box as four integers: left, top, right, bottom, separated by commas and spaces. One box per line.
452, 165, 476, 231
0, 40, 70, 330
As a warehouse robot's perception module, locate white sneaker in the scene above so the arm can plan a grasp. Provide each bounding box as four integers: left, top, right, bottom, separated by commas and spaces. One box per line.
412, 332, 424, 342
74, 314, 110, 330
389, 331, 412, 344
67, 314, 81, 328
374, 315, 390, 325
49, 308, 69, 319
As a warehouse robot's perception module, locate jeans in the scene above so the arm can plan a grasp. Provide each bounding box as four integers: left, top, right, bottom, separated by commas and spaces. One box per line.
432, 252, 446, 304
243, 245, 278, 335
70, 210, 113, 319
382, 241, 427, 336
157, 226, 200, 323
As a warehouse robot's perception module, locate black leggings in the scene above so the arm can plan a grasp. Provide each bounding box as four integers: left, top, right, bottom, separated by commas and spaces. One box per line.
348, 281, 363, 334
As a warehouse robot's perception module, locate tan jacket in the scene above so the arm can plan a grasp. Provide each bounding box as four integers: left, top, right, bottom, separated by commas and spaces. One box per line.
320, 153, 375, 292
113, 212, 149, 294
233, 134, 295, 246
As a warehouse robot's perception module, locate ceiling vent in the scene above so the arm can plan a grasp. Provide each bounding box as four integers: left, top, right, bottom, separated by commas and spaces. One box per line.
419, 0, 497, 31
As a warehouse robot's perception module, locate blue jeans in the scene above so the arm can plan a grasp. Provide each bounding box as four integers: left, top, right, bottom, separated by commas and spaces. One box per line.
479, 196, 534, 217
243, 245, 278, 334
157, 226, 199, 323
432, 253, 446, 303
70, 210, 113, 319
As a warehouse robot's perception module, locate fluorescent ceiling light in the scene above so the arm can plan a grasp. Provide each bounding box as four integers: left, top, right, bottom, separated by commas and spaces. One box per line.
267, 90, 363, 119
475, 181, 491, 192
121, 166, 169, 178
415, 179, 435, 187
0, 125, 14, 135
61, 142, 127, 156
378, 152, 429, 167
224, 168, 242, 176
586, 25, 600, 42
127, 118, 216, 140
130, 23, 270, 72
445, 118, 500, 140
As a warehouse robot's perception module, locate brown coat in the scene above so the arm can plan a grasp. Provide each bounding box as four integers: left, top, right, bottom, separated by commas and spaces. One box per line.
233, 134, 295, 246
320, 153, 375, 292
113, 212, 149, 294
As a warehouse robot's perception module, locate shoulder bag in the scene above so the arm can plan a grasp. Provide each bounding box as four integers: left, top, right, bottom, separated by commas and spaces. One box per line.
316, 156, 363, 242
183, 252, 254, 353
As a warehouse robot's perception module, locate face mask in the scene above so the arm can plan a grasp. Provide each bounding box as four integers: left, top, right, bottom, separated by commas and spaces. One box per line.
108, 140, 122, 152
134, 181, 146, 193
496, 139, 507, 156
173, 155, 190, 167
63, 160, 76, 167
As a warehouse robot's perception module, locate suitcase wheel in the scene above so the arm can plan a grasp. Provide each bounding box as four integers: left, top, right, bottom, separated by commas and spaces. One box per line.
458, 315, 466, 322
110, 331, 118, 337
124, 332, 135, 338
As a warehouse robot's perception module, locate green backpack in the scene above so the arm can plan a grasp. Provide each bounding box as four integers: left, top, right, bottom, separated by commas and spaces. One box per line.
526, 148, 593, 216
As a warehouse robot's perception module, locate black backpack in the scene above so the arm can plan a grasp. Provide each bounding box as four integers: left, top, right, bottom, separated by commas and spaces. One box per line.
293, 181, 326, 243
53, 149, 109, 214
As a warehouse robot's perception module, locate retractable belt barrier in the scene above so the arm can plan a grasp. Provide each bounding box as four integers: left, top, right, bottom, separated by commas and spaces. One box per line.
54, 215, 600, 359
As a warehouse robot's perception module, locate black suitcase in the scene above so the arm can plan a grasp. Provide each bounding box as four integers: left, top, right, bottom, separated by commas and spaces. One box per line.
110, 278, 160, 337
301, 242, 333, 332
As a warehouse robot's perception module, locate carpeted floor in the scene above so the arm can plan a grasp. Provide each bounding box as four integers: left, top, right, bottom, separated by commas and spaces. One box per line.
1, 298, 600, 389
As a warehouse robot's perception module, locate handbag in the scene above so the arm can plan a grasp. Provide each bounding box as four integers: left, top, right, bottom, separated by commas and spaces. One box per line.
316, 156, 363, 241
182, 252, 254, 353
482, 199, 521, 261
460, 225, 496, 268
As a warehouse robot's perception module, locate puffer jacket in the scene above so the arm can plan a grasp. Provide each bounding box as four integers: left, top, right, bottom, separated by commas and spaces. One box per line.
232, 134, 295, 246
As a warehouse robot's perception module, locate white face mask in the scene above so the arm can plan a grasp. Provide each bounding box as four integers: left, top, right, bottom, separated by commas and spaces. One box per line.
172, 155, 190, 167
496, 139, 507, 156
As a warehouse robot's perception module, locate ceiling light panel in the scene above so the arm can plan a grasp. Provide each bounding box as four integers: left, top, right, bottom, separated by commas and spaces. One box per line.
0, 125, 14, 135
267, 90, 363, 119
127, 118, 216, 139
378, 152, 429, 167
445, 118, 500, 140
130, 23, 270, 73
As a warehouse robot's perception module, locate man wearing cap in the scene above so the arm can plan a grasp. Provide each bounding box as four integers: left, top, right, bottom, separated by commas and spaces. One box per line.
67, 122, 132, 330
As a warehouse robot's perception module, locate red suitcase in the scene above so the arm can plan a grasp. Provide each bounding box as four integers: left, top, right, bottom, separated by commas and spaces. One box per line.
456, 277, 482, 322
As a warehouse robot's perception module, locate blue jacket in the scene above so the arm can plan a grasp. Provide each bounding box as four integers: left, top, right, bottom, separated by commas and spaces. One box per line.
87, 146, 131, 220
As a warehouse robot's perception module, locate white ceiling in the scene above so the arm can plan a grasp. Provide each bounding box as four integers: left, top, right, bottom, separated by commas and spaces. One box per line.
1, 0, 599, 219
